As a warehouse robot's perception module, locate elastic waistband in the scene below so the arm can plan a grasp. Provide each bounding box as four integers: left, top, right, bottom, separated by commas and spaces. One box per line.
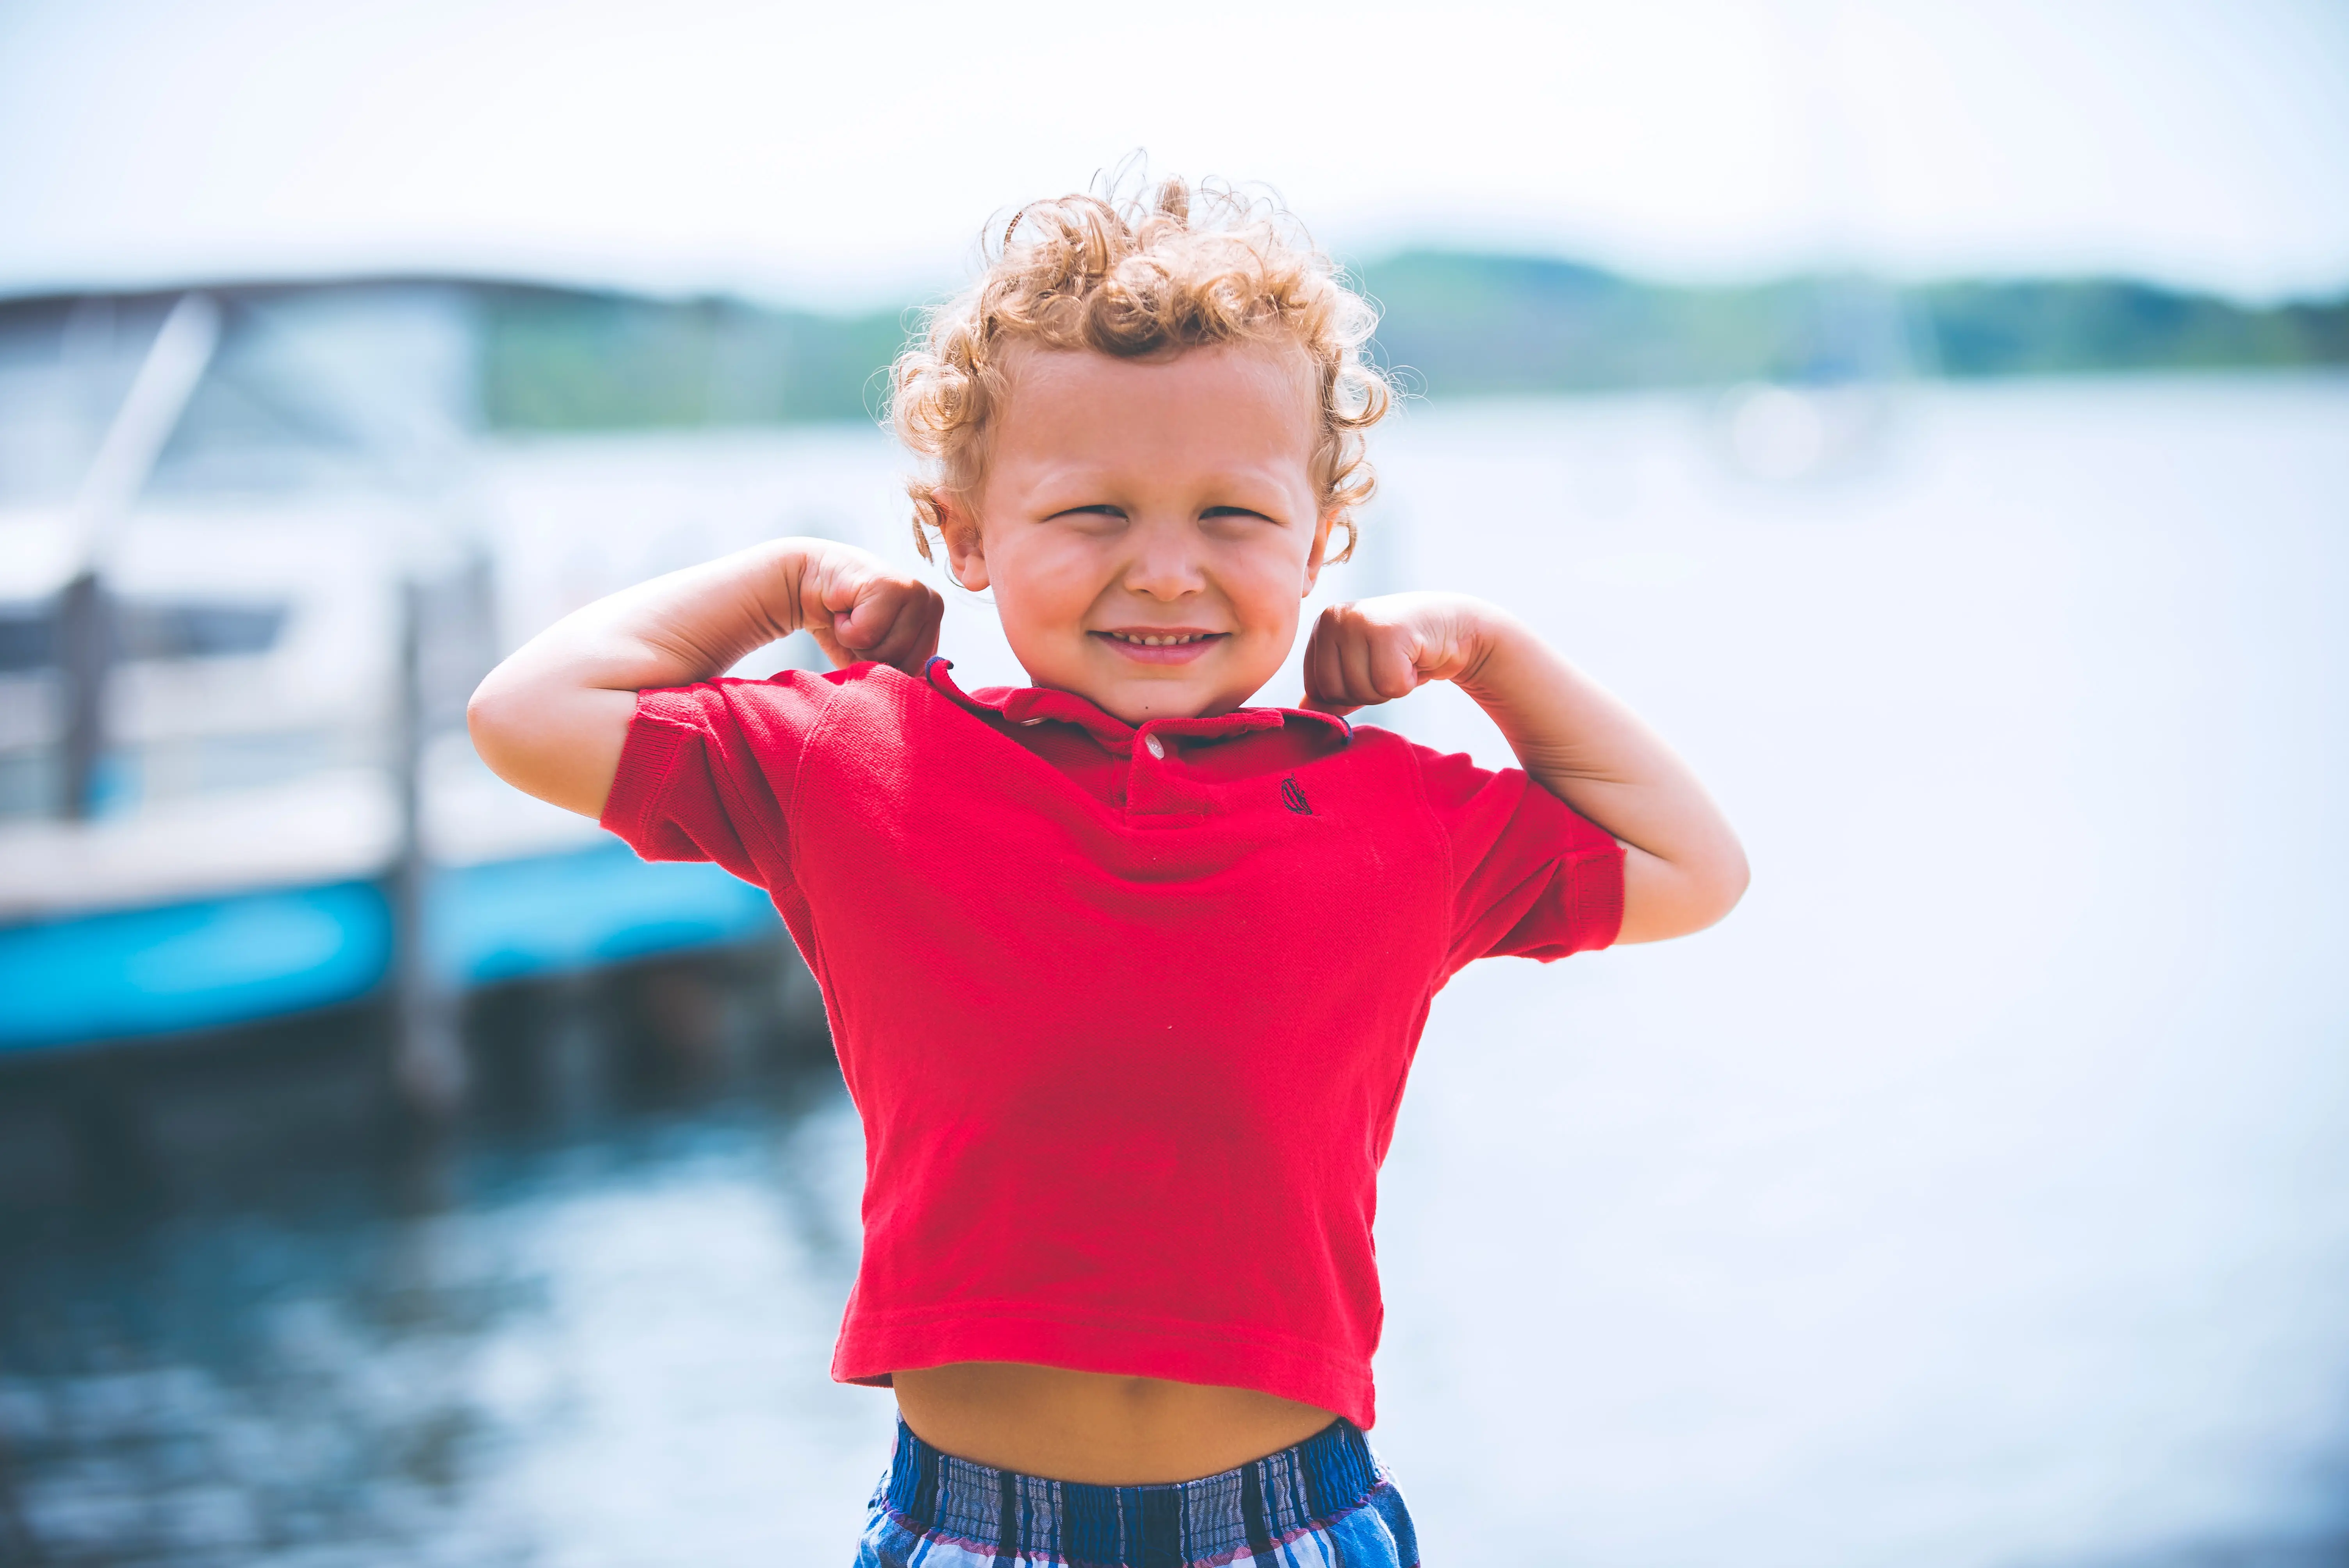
881, 1416, 1385, 1566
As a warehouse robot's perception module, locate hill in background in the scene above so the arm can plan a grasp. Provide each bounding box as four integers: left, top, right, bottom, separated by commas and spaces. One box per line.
476, 257, 2349, 432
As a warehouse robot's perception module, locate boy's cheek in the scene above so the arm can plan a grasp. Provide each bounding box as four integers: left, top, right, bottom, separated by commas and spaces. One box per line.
990, 556, 1081, 622
998, 543, 1109, 617
1226, 565, 1308, 637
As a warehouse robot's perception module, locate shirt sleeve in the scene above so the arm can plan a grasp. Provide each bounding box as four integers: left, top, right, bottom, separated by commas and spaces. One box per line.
1410, 740, 1626, 977
597, 667, 852, 893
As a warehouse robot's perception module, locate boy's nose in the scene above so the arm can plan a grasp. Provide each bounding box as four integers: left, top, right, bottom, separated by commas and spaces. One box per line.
1119, 517, 1208, 600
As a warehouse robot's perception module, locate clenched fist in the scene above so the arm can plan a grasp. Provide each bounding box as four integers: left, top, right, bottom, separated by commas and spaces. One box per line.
1300, 592, 1506, 715
793, 542, 945, 674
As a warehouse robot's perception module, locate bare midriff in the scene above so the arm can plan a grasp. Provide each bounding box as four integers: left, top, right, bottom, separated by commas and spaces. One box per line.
891, 1363, 1341, 1485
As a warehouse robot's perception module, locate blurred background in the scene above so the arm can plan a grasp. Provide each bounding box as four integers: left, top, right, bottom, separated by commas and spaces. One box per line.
2, 2, 2345, 1564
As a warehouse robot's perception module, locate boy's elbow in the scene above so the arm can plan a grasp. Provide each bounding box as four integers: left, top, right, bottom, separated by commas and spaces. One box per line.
1696, 840, 1750, 931
466, 667, 540, 790
465, 674, 511, 764
463, 665, 633, 820
1617, 836, 1748, 944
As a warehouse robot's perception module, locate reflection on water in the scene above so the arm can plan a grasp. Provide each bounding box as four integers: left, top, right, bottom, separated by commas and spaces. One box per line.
0, 951, 896, 1565
2, 377, 2347, 1567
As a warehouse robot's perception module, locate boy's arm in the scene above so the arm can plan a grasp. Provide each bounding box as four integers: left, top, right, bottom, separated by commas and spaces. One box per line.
467, 538, 943, 820
1301, 592, 1747, 944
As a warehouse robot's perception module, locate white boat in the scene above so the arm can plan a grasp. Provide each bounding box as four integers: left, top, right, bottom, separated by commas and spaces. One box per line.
0, 282, 793, 1062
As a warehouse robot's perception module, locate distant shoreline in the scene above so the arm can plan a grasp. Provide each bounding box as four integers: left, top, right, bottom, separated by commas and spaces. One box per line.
4, 261, 2342, 436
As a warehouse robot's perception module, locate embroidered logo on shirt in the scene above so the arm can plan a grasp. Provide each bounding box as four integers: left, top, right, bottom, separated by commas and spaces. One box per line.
1281, 777, 1313, 815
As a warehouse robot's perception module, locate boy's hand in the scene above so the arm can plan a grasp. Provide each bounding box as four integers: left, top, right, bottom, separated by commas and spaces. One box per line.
795, 542, 945, 674
1299, 592, 1501, 715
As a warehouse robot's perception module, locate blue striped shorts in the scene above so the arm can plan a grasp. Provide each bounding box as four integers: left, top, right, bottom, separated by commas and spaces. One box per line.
855, 1415, 1420, 1568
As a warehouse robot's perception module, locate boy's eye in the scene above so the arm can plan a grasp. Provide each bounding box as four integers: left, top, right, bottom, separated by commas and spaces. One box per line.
1201, 506, 1273, 523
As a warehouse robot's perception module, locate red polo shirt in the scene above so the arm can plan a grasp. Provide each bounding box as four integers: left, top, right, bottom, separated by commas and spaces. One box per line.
600, 656, 1623, 1428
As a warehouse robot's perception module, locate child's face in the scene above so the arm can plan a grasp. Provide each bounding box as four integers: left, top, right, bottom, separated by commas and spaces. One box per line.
939, 343, 1334, 725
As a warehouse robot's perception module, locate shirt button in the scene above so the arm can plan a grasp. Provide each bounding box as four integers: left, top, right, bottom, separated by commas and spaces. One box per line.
1143, 734, 1166, 759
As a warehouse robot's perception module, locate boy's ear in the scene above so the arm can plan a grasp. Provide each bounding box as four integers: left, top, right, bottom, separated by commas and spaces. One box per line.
1301, 508, 1339, 596
938, 494, 990, 592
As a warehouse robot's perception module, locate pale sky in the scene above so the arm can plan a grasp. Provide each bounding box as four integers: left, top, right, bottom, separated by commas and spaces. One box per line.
3, 0, 2346, 308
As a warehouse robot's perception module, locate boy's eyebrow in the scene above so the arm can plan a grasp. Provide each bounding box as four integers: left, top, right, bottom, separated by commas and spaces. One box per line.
1019, 471, 1305, 502
1036, 501, 1287, 523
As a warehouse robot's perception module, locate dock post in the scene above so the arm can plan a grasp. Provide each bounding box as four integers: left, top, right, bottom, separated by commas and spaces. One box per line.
54, 292, 221, 821
55, 569, 109, 819
390, 575, 466, 1119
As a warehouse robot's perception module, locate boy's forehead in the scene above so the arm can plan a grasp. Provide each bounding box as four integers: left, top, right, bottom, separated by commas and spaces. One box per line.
996, 341, 1317, 443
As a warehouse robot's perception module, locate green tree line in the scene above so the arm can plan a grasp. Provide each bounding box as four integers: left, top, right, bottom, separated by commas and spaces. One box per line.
477, 258, 2349, 432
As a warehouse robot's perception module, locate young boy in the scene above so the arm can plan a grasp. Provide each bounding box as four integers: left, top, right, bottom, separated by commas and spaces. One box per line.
468, 179, 1746, 1568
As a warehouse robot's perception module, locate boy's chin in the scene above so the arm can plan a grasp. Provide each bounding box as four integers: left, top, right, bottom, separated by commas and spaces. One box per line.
1023, 644, 1276, 723
1085, 670, 1243, 725
1088, 682, 1206, 725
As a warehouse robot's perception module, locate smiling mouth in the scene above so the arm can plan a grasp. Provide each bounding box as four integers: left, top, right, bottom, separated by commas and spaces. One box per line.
1098, 631, 1223, 647
1090, 629, 1228, 664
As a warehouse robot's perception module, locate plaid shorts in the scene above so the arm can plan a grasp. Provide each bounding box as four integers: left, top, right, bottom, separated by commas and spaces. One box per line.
855, 1414, 1420, 1568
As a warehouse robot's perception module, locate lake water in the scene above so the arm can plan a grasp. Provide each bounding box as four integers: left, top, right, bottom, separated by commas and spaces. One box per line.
3, 374, 2346, 1566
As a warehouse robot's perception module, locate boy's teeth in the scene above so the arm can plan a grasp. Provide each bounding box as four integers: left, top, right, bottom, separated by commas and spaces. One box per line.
1115, 632, 1204, 646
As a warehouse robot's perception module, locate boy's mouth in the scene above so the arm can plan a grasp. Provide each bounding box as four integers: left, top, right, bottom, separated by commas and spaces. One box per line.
1091, 629, 1228, 665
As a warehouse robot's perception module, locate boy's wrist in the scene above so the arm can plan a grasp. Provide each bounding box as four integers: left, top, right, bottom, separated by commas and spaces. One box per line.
763, 536, 853, 641
1446, 596, 1522, 693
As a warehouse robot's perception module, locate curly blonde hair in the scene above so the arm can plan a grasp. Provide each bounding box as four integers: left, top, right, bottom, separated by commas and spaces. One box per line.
888, 175, 1393, 565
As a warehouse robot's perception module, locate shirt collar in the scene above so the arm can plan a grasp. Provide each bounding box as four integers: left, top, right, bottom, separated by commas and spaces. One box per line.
923, 656, 1353, 749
